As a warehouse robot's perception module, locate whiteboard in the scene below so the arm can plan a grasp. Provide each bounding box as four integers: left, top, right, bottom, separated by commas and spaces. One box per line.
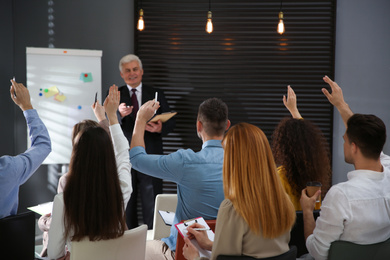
26, 47, 102, 164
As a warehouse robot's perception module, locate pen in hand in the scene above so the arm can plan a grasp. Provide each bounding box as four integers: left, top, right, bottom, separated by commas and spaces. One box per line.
11, 77, 17, 98
153, 91, 158, 114
186, 228, 211, 231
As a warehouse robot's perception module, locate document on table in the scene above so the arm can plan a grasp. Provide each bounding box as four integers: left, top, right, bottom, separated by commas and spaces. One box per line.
28, 201, 53, 215
175, 217, 214, 258
158, 210, 175, 226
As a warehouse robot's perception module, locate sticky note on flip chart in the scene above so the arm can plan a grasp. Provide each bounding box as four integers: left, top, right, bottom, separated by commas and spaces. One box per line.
80, 72, 93, 82
54, 93, 66, 102
43, 86, 59, 98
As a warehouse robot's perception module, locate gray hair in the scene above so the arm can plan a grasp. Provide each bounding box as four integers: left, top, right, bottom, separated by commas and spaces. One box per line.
119, 54, 143, 72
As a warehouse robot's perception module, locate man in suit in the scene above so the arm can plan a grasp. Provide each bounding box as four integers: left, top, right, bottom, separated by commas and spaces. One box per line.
117, 54, 175, 229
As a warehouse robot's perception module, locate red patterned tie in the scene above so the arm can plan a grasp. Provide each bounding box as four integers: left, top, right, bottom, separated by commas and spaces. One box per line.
131, 88, 139, 116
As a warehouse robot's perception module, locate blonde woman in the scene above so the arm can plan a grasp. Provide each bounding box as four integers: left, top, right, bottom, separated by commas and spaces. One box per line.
183, 123, 296, 260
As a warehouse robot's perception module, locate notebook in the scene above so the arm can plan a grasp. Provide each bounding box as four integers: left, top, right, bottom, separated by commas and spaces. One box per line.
175, 217, 214, 258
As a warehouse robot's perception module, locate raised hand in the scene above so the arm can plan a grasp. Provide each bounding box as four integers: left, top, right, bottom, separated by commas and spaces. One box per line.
10, 80, 33, 111
91, 100, 106, 122
283, 85, 302, 119
322, 76, 353, 126
322, 76, 346, 108
136, 100, 160, 123
104, 85, 120, 125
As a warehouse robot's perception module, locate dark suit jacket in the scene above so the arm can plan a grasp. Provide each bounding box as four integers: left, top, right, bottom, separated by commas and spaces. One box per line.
118, 84, 175, 155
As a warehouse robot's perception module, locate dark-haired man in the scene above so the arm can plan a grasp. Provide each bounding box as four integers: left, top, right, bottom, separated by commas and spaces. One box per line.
300, 76, 390, 260
130, 98, 230, 260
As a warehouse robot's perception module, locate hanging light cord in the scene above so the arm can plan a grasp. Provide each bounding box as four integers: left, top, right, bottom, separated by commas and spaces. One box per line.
279, 0, 283, 12
209, 0, 211, 11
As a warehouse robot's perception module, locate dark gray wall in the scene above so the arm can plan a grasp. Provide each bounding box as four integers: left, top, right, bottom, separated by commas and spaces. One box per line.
0, 0, 16, 156
0, 0, 135, 213
333, 0, 390, 184
2, 0, 390, 211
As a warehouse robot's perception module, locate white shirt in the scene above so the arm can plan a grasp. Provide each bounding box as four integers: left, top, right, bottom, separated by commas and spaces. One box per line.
306, 165, 390, 260
380, 152, 390, 169
126, 83, 142, 106
47, 124, 132, 259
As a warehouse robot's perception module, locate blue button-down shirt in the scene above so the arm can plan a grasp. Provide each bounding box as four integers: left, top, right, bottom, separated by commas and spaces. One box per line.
130, 139, 225, 250
0, 109, 51, 219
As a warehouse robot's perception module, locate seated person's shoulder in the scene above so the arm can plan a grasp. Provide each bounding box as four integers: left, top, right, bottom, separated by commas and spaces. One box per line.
219, 199, 235, 213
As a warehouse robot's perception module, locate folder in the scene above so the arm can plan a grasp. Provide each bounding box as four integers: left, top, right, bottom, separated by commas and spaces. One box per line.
158, 210, 175, 226
149, 112, 177, 123
175, 217, 214, 258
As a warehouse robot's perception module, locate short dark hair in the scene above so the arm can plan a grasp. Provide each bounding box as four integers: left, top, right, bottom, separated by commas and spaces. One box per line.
346, 114, 386, 159
197, 98, 228, 137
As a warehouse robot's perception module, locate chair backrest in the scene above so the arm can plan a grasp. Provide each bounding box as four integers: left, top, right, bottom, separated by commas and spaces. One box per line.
216, 246, 297, 260
70, 224, 147, 260
289, 210, 320, 257
152, 193, 178, 240
0, 211, 36, 260
175, 219, 217, 260
328, 237, 390, 260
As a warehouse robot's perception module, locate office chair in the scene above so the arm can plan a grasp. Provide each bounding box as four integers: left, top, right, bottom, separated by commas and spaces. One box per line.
70, 224, 147, 260
149, 193, 178, 240
0, 211, 36, 260
216, 246, 297, 260
289, 210, 320, 257
328, 237, 390, 260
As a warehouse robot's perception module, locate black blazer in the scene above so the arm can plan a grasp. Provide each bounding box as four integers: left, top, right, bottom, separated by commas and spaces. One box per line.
117, 84, 175, 155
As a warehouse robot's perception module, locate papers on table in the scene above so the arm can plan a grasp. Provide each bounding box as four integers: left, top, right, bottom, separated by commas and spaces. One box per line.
158, 210, 175, 226
27, 201, 53, 215
175, 217, 214, 258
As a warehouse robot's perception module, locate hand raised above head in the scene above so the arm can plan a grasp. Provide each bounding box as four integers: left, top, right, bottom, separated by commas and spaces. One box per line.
104, 84, 120, 124
136, 100, 160, 123
91, 100, 106, 122
10, 80, 33, 111
322, 76, 346, 108
283, 85, 302, 119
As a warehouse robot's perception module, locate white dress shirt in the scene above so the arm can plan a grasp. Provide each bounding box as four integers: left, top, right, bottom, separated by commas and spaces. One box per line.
380, 152, 390, 169
306, 164, 390, 260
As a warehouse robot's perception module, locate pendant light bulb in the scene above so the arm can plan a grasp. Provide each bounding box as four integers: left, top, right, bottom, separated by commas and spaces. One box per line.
277, 11, 284, 35
206, 11, 213, 34
137, 9, 144, 31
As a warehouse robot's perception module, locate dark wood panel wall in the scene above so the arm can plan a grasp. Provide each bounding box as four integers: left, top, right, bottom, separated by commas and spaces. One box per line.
135, 0, 336, 194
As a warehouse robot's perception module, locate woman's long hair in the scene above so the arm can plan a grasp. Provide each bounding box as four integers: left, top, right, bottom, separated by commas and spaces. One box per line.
272, 118, 332, 200
222, 123, 296, 238
71, 120, 100, 146
63, 126, 126, 241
